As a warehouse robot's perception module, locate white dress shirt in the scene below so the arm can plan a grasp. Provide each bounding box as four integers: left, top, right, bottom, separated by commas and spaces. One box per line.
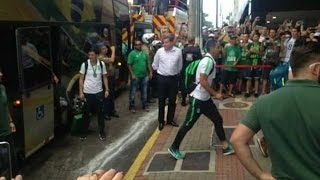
152, 46, 183, 76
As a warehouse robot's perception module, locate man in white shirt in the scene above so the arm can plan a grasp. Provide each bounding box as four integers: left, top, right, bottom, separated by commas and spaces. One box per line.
152, 34, 183, 130
168, 39, 235, 160
79, 49, 109, 141
284, 28, 299, 63
284, 28, 299, 81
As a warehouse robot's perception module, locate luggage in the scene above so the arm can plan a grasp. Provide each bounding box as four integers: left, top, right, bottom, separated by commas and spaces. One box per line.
70, 98, 85, 135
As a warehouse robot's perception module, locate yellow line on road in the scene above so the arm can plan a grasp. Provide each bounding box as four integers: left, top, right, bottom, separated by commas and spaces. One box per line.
124, 129, 160, 180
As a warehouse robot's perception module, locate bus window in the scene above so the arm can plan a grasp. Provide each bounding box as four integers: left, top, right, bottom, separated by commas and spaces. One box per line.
113, 0, 130, 21
16, 27, 52, 90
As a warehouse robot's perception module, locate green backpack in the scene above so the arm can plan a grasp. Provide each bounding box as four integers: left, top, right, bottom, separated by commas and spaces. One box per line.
184, 56, 214, 94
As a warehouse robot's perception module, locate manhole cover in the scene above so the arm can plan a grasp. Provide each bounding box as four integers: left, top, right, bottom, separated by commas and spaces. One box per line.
223, 102, 249, 109
146, 154, 176, 172
181, 152, 210, 170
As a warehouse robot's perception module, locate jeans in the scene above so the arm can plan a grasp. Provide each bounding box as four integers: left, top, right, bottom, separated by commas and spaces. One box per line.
82, 91, 105, 135
157, 74, 179, 123
129, 76, 148, 109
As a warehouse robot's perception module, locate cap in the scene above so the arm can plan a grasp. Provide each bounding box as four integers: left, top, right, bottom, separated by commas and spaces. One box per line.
208, 33, 215, 38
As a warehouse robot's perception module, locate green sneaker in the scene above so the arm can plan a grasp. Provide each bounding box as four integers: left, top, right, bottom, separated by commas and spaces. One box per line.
168, 147, 185, 160
223, 144, 235, 156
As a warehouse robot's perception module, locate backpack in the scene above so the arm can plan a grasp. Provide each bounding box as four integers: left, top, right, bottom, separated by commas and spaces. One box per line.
184, 56, 214, 94
84, 60, 104, 78
269, 62, 289, 91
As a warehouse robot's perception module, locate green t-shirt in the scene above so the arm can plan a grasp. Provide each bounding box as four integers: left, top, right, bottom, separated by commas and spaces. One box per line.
248, 42, 262, 65
241, 80, 320, 179
127, 49, 149, 78
223, 45, 241, 71
0, 85, 10, 137
239, 44, 250, 65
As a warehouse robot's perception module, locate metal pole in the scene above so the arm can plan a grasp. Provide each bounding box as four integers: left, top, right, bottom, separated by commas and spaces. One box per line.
216, 0, 218, 27
199, 0, 203, 49
248, 0, 252, 19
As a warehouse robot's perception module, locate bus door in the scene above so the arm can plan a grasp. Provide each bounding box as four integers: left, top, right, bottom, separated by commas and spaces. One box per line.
16, 27, 54, 158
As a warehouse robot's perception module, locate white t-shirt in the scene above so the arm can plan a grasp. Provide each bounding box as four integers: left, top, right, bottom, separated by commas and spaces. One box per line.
190, 53, 216, 101
284, 38, 296, 62
80, 60, 107, 94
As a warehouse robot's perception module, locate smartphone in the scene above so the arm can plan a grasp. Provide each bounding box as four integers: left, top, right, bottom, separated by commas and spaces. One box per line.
0, 142, 12, 180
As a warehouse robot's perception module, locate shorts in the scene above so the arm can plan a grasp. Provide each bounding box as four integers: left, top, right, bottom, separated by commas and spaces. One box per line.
244, 68, 262, 79
262, 62, 273, 80
238, 69, 248, 79
221, 70, 238, 85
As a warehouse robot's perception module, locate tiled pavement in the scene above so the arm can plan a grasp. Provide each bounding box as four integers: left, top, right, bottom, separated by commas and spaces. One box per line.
132, 96, 271, 180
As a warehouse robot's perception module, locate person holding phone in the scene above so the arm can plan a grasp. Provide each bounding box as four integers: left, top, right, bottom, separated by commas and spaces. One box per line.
0, 67, 20, 178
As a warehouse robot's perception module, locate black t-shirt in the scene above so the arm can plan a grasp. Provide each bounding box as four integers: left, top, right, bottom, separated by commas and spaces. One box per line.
182, 46, 202, 70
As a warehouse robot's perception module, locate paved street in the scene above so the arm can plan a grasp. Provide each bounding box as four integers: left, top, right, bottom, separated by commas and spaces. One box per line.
130, 96, 271, 180
22, 90, 158, 180
19, 90, 272, 180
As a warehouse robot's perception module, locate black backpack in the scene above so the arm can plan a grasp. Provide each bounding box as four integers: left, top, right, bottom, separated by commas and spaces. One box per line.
84, 60, 104, 78
184, 56, 214, 94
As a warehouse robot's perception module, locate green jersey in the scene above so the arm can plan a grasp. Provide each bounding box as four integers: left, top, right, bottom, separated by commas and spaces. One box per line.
223, 45, 241, 72
239, 43, 250, 65
248, 42, 262, 65
127, 49, 149, 78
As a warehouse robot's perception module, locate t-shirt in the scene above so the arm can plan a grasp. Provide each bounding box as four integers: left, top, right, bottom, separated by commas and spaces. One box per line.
248, 42, 262, 66
127, 49, 149, 78
284, 38, 296, 62
223, 45, 241, 71
239, 43, 250, 65
190, 53, 216, 101
79, 60, 107, 94
241, 80, 320, 179
0, 85, 10, 137
22, 42, 39, 69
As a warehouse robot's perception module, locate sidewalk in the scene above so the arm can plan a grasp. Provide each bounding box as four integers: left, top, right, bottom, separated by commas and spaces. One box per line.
127, 96, 271, 180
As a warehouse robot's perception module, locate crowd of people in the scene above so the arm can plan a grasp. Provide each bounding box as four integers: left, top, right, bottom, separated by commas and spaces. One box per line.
1, 15, 320, 179
200, 17, 320, 99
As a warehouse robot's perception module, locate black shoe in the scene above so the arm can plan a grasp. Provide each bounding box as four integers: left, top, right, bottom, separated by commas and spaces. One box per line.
254, 93, 259, 98
167, 121, 179, 127
181, 101, 187, 107
99, 132, 106, 141
80, 135, 87, 141
104, 115, 111, 121
159, 122, 165, 131
111, 112, 120, 118
244, 93, 250, 98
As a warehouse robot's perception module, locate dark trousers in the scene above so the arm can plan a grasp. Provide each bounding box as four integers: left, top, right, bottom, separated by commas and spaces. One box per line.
104, 76, 116, 116
157, 74, 179, 123
171, 97, 226, 149
180, 73, 187, 103
82, 92, 105, 135
0, 134, 20, 177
